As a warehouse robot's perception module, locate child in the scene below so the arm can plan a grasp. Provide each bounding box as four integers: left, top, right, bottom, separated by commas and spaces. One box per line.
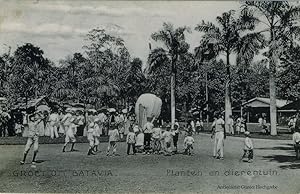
20, 111, 43, 165
292, 131, 300, 159
152, 124, 162, 154
126, 127, 136, 155
87, 122, 96, 155
184, 132, 194, 155
172, 123, 179, 153
162, 125, 174, 156
107, 123, 120, 156
242, 131, 254, 163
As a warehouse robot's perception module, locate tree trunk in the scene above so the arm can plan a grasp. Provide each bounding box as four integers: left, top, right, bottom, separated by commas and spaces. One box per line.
269, 54, 277, 136
269, 27, 277, 136
225, 52, 232, 134
171, 72, 176, 129
225, 82, 232, 133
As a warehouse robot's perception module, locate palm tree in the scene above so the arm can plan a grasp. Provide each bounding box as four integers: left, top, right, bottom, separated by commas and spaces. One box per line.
148, 23, 190, 128
195, 10, 264, 132
244, 1, 300, 135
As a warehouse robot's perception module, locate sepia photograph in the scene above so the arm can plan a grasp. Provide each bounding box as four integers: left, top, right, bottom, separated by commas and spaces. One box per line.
0, 0, 299, 193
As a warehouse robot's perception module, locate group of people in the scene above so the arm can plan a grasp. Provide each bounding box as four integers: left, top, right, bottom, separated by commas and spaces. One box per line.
19, 108, 198, 165
123, 118, 195, 156
18, 108, 300, 166
20, 108, 135, 164
187, 115, 248, 136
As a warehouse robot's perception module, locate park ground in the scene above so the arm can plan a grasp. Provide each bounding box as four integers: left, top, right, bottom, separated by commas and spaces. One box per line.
0, 134, 299, 194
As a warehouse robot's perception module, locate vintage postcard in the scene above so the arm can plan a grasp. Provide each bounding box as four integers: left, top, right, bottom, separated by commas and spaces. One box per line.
0, 0, 299, 193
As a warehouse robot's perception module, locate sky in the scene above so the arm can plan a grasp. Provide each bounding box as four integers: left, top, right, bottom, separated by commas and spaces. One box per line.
0, 0, 244, 66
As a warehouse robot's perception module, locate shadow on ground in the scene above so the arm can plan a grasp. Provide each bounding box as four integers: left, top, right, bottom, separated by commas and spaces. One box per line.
256, 143, 294, 151
262, 154, 300, 169
279, 163, 300, 169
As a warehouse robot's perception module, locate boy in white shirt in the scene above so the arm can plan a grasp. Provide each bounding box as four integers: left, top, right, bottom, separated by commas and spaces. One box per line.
152, 123, 162, 154
241, 131, 254, 163
184, 132, 195, 155
126, 127, 136, 155
107, 123, 120, 156
292, 131, 300, 159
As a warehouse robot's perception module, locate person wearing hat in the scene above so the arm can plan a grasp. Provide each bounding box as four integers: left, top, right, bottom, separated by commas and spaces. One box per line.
241, 131, 253, 163
62, 109, 77, 152
20, 111, 44, 165
211, 113, 225, 160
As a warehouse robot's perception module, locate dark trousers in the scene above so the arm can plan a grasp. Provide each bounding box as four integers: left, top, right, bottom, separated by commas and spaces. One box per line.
144, 133, 151, 151
127, 143, 136, 154
184, 144, 193, 154
242, 149, 254, 160
173, 133, 179, 148
76, 125, 85, 136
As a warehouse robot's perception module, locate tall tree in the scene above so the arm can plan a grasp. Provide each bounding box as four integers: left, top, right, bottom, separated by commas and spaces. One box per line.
244, 1, 300, 135
83, 28, 130, 108
149, 22, 190, 128
195, 10, 264, 132
9, 43, 51, 104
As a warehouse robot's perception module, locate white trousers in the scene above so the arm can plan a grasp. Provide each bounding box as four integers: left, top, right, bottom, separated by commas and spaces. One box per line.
50, 124, 59, 139
213, 131, 224, 158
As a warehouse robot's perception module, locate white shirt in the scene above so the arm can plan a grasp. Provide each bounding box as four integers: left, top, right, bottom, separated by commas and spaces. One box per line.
212, 118, 225, 132
228, 118, 234, 126
293, 132, 300, 144
136, 133, 144, 146
49, 113, 59, 125
108, 129, 119, 142
152, 127, 162, 139
184, 136, 194, 145
143, 122, 154, 133
244, 137, 253, 150
162, 131, 174, 143
98, 113, 107, 123
62, 113, 72, 126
